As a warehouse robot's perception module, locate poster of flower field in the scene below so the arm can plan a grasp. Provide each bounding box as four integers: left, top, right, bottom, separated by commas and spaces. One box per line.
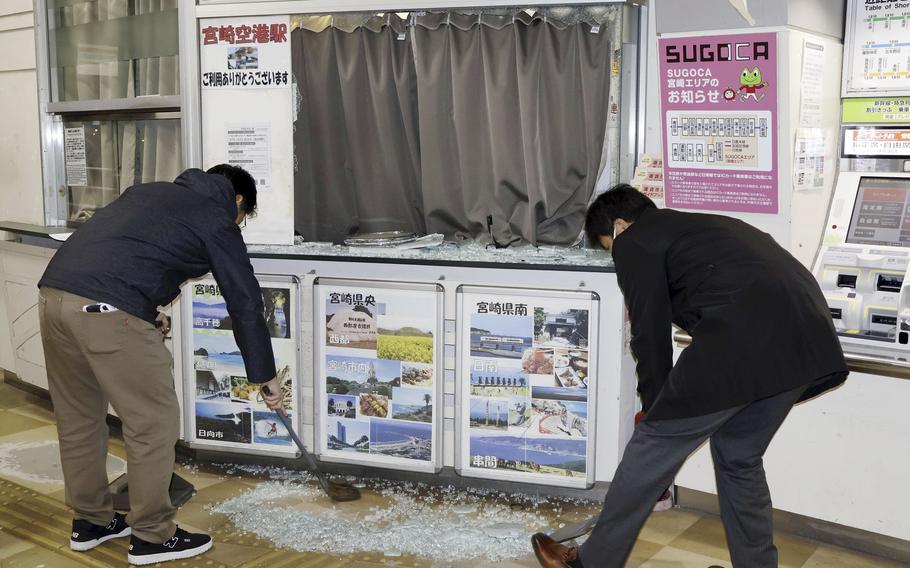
315, 279, 443, 472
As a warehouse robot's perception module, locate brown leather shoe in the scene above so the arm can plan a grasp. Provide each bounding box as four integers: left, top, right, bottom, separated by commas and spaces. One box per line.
531, 533, 581, 568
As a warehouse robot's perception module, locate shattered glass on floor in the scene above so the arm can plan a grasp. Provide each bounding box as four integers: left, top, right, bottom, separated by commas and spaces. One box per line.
206, 464, 600, 564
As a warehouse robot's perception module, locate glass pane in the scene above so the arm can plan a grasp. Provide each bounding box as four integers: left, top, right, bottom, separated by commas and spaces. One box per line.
48, 0, 179, 102
63, 118, 182, 222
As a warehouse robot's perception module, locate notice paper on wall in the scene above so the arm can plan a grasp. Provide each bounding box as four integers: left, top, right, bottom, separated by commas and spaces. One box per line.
200, 14, 293, 245
793, 128, 827, 192
226, 124, 271, 191
799, 40, 825, 128
64, 127, 87, 187
658, 32, 779, 214
630, 154, 665, 206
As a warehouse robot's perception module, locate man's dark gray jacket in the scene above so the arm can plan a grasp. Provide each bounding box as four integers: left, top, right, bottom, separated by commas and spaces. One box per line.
39, 168, 276, 383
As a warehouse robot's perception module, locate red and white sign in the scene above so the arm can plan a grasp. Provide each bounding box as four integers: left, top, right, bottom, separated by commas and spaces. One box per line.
844, 129, 910, 157
199, 15, 291, 90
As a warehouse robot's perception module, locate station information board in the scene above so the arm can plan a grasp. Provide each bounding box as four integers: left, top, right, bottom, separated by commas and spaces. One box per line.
314, 279, 443, 473
457, 286, 599, 488
844, 0, 910, 96
183, 275, 300, 456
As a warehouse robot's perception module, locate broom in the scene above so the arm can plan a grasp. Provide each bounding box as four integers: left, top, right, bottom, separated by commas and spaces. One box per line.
262, 385, 361, 502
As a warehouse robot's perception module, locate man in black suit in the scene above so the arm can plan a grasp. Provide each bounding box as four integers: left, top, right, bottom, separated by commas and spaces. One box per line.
532, 185, 847, 568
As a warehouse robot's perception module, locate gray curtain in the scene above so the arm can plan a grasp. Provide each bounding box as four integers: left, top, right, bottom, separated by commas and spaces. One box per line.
292, 16, 424, 243
292, 10, 612, 245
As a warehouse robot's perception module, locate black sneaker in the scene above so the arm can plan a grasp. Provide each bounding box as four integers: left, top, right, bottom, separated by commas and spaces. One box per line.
70, 513, 131, 551
127, 527, 212, 565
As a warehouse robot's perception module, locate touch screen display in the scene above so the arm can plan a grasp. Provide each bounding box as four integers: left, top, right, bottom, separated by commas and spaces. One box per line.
846, 177, 910, 247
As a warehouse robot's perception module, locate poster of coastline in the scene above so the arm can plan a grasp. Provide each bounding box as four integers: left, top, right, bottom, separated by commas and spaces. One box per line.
316, 281, 442, 470
186, 276, 299, 454
459, 288, 597, 487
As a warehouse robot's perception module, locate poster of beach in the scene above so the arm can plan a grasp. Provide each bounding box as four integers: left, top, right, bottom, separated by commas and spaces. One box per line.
460, 289, 596, 485
318, 282, 442, 469
186, 277, 299, 455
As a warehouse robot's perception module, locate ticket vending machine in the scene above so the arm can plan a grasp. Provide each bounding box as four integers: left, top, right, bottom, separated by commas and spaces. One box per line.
813, 127, 910, 353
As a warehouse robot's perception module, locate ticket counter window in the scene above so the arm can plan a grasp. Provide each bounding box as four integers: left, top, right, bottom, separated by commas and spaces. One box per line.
62, 117, 181, 223
47, 0, 179, 102
38, 1, 183, 226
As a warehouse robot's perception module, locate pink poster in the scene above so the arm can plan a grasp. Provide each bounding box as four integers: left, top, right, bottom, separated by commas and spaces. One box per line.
658, 33, 778, 213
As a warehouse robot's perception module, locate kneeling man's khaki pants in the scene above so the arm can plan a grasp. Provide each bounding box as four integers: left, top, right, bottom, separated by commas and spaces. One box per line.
39, 287, 179, 543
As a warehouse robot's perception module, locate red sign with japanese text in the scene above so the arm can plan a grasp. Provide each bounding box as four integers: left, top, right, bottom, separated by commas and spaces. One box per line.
201, 23, 288, 46
199, 16, 291, 90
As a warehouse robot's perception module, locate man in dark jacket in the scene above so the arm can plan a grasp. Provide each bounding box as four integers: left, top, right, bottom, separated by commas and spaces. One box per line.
532, 185, 847, 568
38, 165, 283, 566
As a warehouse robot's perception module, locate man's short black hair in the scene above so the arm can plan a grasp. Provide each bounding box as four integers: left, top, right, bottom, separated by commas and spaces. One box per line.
206, 164, 257, 216
585, 183, 656, 248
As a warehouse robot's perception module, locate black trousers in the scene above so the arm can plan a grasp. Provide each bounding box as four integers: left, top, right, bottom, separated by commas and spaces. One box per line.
578, 385, 806, 568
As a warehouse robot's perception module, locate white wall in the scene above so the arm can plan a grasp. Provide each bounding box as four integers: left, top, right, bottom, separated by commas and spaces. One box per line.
643, 0, 843, 267
778, 30, 843, 266
0, 0, 44, 227
0, 241, 54, 388
655, 0, 846, 40
0, 1, 42, 373
676, 373, 910, 541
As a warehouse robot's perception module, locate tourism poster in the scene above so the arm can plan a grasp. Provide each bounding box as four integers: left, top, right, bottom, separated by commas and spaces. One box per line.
185, 276, 298, 454
458, 288, 597, 488
316, 280, 442, 472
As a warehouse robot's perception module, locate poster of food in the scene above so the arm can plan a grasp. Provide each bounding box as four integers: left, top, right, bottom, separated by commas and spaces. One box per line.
316, 280, 442, 472
458, 288, 597, 488
185, 276, 298, 454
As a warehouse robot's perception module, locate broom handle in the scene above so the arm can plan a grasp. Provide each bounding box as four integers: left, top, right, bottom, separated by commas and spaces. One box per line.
262, 387, 332, 494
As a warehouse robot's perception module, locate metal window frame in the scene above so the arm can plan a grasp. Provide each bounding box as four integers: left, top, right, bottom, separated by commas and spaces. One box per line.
32, 0, 647, 227
184, 0, 646, 189
33, 0, 186, 227
196, 0, 633, 14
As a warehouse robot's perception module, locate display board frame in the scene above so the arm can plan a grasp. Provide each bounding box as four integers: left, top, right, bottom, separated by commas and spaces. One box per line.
181, 273, 302, 458
843, 0, 910, 98
455, 285, 600, 489
313, 277, 445, 474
